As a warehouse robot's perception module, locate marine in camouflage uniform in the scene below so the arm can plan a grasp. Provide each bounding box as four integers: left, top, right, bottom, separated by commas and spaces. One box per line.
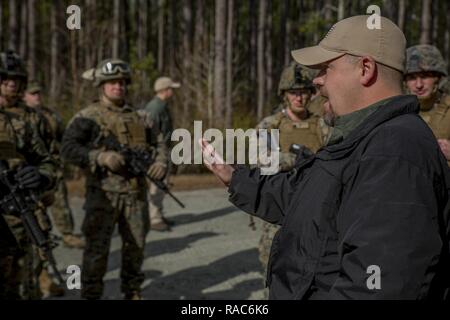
0, 51, 57, 299
61, 59, 168, 300
256, 62, 328, 298
24, 82, 84, 249
405, 45, 450, 162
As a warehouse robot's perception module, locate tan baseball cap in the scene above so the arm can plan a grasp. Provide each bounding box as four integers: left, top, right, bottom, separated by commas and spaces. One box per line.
291, 15, 406, 72
154, 77, 181, 92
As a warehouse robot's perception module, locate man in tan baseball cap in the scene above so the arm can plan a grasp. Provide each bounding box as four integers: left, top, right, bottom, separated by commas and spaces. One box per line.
199, 15, 450, 299
153, 76, 181, 92
141, 76, 181, 231
291, 15, 406, 72
292, 15, 406, 128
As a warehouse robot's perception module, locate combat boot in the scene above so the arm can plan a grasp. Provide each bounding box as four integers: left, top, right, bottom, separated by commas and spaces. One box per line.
150, 220, 171, 232
39, 269, 65, 298
124, 291, 142, 300
162, 216, 175, 226
63, 234, 86, 249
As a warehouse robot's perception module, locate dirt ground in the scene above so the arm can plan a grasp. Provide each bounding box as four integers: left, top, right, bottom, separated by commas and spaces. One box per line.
52, 182, 266, 300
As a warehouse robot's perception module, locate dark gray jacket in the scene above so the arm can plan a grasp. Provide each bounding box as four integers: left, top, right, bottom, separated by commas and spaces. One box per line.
229, 95, 450, 300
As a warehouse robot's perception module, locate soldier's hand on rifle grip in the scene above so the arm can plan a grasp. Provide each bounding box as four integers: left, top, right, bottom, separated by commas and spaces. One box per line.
96, 151, 125, 173
147, 162, 167, 180
15, 166, 42, 189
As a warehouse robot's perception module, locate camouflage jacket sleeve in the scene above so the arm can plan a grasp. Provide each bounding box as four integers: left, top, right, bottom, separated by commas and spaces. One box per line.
61, 114, 103, 172
19, 122, 57, 190
152, 131, 169, 167
49, 111, 66, 162
30, 109, 54, 153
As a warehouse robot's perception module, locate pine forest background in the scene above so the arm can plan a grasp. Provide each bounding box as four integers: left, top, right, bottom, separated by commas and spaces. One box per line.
0, 0, 449, 131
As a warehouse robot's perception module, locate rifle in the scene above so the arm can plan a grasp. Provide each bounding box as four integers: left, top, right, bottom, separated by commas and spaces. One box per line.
95, 134, 185, 208
0, 162, 64, 285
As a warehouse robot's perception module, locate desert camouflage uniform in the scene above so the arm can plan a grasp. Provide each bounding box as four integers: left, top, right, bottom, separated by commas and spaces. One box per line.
1, 51, 57, 300
0, 103, 56, 299
62, 97, 168, 299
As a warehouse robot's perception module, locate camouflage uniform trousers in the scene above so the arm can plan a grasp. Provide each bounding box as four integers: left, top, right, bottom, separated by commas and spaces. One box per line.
258, 221, 280, 299
49, 171, 75, 235
0, 214, 42, 300
81, 186, 149, 299
147, 172, 170, 224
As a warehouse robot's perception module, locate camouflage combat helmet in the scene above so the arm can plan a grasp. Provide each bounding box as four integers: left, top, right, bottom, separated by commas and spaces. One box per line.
82, 58, 131, 87
0, 50, 28, 82
405, 45, 448, 77
278, 62, 315, 96
25, 80, 42, 94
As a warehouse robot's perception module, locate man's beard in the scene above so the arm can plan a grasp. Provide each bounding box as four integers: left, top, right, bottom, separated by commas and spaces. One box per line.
322, 99, 336, 127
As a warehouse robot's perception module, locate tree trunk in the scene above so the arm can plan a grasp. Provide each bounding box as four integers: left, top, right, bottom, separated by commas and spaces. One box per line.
265, 0, 273, 107
182, 0, 193, 125
324, 0, 333, 28
280, 0, 289, 70
445, 1, 450, 67
8, 0, 18, 51
207, 26, 214, 128
225, 0, 234, 128
420, 0, 432, 44
284, 20, 293, 66
383, 0, 396, 22
213, 0, 227, 127
397, 0, 406, 31
432, 0, 439, 45
250, 0, 257, 92
71, 29, 79, 108
257, 0, 267, 120
0, 2, 3, 51
158, 0, 165, 72
121, 0, 130, 61
112, 0, 120, 58
85, 0, 96, 68
193, 0, 206, 119
168, 0, 177, 74
138, 0, 148, 60
338, 0, 345, 21
19, 2, 27, 59
50, 1, 59, 103
27, 0, 36, 80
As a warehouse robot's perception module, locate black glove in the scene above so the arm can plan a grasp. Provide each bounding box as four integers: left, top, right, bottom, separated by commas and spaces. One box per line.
15, 166, 42, 189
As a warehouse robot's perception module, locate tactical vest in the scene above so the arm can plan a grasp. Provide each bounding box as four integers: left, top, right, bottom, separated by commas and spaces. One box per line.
92, 102, 147, 149
269, 111, 323, 153
39, 107, 59, 138
419, 94, 450, 140
0, 112, 17, 160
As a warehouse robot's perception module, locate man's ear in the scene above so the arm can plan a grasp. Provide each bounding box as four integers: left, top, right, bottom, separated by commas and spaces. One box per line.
359, 56, 377, 86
